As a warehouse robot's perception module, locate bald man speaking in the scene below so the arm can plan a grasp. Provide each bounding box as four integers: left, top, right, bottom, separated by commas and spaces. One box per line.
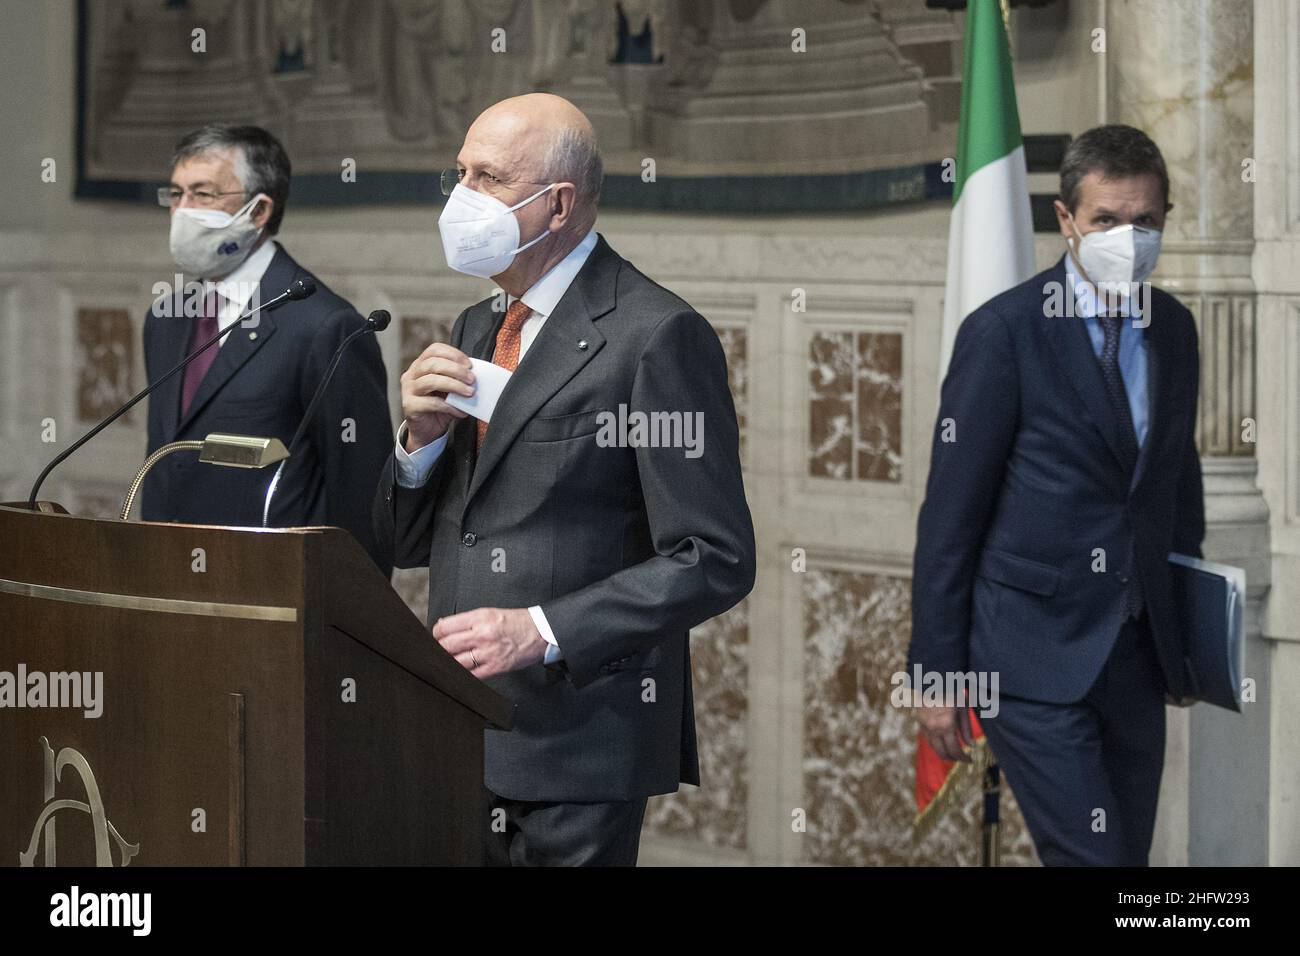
373, 94, 755, 866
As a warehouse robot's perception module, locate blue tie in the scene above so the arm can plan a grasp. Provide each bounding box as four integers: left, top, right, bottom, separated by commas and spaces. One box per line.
1098, 315, 1139, 473
1097, 314, 1144, 618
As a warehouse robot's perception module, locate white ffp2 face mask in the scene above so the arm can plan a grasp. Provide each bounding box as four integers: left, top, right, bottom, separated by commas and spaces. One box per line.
1067, 218, 1163, 293
437, 182, 555, 278
169, 194, 267, 279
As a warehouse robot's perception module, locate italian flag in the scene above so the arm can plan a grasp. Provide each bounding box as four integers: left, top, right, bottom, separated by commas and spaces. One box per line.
937, 0, 1035, 378
916, 0, 1033, 841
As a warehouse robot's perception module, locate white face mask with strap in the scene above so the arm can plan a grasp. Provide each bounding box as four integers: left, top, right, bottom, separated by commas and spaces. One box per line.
437, 182, 555, 278
169, 193, 268, 279
1066, 214, 1163, 293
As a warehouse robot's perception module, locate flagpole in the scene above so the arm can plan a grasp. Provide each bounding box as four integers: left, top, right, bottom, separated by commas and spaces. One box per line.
981, 761, 1002, 866
984, 0, 1013, 871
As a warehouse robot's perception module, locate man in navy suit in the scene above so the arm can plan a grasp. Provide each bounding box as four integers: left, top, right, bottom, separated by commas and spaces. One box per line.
909, 125, 1205, 865
142, 126, 392, 574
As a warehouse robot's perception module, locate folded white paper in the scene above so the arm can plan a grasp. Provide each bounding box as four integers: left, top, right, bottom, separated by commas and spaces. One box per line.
445, 358, 512, 424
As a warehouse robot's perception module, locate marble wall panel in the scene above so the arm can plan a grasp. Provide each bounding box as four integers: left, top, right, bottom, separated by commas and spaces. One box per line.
715, 324, 749, 463
856, 332, 903, 481
809, 330, 856, 479
809, 329, 902, 482
645, 599, 749, 851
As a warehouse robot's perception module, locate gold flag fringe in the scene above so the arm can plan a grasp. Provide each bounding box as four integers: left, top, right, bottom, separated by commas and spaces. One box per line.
911, 736, 992, 845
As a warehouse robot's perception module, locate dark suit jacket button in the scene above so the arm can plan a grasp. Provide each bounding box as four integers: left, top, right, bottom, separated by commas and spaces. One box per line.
462, 531, 477, 547
1119, 574, 1130, 584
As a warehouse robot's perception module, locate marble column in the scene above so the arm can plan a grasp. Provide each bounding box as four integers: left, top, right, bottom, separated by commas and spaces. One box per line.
1251, 0, 1300, 866
1107, 0, 1270, 865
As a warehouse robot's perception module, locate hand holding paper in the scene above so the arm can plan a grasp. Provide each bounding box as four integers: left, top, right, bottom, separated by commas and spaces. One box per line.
445, 358, 513, 424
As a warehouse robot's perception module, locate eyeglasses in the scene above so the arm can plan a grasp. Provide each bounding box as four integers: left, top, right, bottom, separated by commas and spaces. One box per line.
439, 168, 551, 197
157, 186, 248, 208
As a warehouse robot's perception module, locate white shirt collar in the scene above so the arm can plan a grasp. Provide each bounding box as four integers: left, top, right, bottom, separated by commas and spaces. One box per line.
508, 228, 598, 318
206, 238, 279, 314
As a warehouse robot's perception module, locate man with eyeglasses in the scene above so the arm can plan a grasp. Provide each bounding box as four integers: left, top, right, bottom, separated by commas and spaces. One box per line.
373, 93, 755, 866
142, 124, 393, 575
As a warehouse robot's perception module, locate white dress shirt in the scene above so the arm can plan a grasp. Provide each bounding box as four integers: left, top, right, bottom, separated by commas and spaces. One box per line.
205, 239, 279, 345
395, 227, 599, 662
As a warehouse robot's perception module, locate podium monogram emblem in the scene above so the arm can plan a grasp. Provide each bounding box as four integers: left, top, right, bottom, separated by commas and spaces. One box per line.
19, 736, 139, 867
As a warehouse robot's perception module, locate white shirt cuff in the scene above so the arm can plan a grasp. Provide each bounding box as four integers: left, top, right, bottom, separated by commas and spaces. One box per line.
394, 422, 449, 488
529, 605, 562, 663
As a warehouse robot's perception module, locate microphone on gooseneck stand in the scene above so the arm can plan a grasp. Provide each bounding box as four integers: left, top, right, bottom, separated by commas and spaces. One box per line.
27, 278, 317, 508
260, 309, 391, 527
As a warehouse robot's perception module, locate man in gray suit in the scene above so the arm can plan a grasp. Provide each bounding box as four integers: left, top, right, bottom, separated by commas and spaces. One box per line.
373, 94, 755, 865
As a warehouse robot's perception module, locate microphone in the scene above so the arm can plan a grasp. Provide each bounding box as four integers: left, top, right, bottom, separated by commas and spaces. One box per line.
27, 279, 318, 507
261, 310, 390, 527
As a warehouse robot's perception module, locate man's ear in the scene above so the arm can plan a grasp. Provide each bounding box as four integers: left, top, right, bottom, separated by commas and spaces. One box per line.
251, 196, 274, 231
548, 183, 577, 230
1053, 198, 1074, 240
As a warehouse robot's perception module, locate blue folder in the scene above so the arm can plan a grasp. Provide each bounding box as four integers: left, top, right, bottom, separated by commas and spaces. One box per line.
1168, 553, 1245, 712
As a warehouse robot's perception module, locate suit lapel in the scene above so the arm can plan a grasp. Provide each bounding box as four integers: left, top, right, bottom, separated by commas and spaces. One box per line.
464, 237, 619, 505
1042, 258, 1134, 479
470, 303, 507, 361
1132, 293, 1175, 491
172, 247, 295, 437
153, 304, 193, 442
451, 302, 509, 500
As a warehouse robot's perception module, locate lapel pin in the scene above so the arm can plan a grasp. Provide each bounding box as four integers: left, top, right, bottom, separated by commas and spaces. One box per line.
577, 339, 588, 351
249, 331, 258, 341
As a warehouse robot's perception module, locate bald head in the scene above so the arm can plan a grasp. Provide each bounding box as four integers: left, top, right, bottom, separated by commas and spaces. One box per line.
447, 94, 602, 292
460, 94, 602, 215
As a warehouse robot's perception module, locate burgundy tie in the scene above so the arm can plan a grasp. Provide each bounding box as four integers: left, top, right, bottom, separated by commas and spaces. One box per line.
181, 290, 220, 418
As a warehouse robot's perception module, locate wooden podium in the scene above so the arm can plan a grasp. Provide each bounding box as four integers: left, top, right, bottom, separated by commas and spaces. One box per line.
0, 503, 511, 866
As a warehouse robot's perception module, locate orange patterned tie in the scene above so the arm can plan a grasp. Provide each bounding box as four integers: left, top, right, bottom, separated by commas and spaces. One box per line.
476, 299, 532, 452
